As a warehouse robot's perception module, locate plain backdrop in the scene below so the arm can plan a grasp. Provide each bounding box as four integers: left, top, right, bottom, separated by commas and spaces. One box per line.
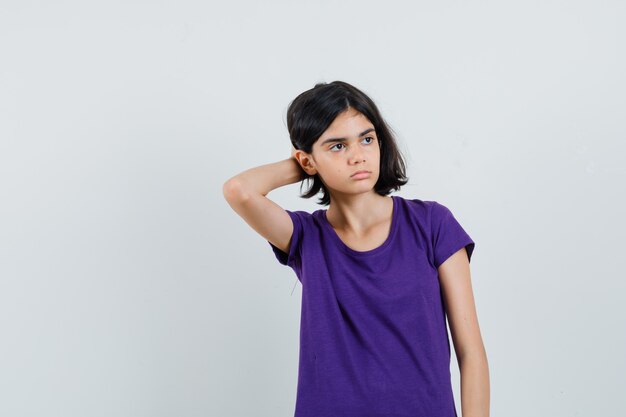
1, 1, 625, 416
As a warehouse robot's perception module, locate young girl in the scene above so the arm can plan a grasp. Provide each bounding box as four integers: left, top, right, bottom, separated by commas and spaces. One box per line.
223, 81, 490, 417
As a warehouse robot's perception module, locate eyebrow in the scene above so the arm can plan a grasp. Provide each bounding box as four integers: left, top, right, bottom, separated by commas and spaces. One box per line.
320, 128, 376, 146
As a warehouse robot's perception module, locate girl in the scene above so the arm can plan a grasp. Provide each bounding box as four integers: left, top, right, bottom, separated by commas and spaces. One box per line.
223, 81, 490, 417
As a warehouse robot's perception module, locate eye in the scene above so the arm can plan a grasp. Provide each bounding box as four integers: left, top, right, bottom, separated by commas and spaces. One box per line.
330, 137, 376, 152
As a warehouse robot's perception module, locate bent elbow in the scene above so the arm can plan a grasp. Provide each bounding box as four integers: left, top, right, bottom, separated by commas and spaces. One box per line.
223, 178, 252, 204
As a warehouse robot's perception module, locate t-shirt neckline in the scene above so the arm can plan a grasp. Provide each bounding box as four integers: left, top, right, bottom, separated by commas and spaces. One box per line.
320, 195, 399, 257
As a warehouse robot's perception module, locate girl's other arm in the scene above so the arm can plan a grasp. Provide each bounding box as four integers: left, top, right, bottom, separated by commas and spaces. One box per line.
222, 156, 306, 255
438, 248, 490, 417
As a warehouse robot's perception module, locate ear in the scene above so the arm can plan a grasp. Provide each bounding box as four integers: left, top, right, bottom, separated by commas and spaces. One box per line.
294, 150, 318, 176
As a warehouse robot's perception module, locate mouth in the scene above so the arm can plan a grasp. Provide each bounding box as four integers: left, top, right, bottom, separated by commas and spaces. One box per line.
351, 170, 371, 178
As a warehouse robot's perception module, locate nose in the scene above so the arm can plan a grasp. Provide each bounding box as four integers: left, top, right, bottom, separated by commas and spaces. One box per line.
349, 144, 366, 164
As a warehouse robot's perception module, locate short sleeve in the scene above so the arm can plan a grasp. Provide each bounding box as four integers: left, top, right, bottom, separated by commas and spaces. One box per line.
267, 209, 304, 269
430, 201, 475, 268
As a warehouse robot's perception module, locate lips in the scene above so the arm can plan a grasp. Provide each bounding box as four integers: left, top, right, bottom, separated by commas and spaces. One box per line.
351, 170, 371, 177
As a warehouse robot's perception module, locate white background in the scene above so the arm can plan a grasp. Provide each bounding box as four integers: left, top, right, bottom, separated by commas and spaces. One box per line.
1, 1, 625, 416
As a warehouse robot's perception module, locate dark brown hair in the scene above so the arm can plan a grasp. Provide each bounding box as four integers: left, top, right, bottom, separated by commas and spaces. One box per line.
287, 80, 408, 206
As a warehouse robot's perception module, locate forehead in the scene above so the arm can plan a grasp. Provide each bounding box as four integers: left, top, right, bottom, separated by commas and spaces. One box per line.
321, 109, 375, 138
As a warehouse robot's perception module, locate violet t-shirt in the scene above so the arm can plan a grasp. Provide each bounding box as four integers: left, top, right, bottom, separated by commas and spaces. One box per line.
267, 195, 475, 417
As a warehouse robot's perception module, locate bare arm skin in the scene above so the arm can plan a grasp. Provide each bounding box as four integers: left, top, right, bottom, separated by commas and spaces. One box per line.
438, 248, 491, 417
222, 156, 306, 255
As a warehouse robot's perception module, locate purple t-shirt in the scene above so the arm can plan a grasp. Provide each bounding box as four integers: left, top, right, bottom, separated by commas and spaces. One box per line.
268, 195, 475, 417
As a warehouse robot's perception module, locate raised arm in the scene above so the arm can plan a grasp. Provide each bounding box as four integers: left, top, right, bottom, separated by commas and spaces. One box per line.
222, 156, 306, 255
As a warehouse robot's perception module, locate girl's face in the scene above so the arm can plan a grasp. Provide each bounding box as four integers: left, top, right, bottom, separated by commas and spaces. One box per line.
307, 107, 381, 197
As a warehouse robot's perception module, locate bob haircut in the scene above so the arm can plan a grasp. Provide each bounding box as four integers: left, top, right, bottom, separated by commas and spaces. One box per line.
287, 80, 408, 206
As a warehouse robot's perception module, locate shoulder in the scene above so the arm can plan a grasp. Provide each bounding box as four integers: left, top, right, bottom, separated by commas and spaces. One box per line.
284, 209, 316, 231
267, 208, 318, 268
284, 208, 327, 235
394, 196, 460, 235
287, 209, 315, 221
395, 195, 446, 221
